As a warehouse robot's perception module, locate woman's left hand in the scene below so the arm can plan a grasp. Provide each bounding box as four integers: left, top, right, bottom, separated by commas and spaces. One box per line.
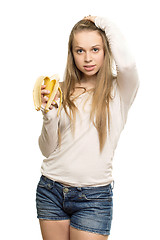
83, 15, 96, 23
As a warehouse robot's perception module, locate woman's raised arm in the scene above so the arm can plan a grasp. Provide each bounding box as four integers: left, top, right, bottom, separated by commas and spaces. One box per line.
86, 16, 139, 111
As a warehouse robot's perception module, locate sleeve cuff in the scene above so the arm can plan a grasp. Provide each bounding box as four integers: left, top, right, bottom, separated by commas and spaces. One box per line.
42, 107, 59, 121
95, 16, 110, 32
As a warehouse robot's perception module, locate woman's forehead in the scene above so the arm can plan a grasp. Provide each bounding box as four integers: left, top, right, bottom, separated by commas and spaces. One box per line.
73, 31, 103, 48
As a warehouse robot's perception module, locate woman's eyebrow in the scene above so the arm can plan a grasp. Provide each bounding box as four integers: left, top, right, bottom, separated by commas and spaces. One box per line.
92, 44, 101, 47
74, 44, 101, 48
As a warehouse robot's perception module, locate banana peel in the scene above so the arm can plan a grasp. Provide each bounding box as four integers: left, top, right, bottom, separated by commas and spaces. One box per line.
33, 74, 62, 116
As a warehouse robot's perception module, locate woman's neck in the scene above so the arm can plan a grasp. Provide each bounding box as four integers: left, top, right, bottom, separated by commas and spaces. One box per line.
76, 76, 96, 90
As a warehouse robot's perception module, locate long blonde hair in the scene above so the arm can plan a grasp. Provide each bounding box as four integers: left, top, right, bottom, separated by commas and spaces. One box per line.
62, 19, 116, 152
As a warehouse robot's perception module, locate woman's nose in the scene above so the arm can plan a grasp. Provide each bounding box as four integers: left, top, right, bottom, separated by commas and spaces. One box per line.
84, 52, 92, 62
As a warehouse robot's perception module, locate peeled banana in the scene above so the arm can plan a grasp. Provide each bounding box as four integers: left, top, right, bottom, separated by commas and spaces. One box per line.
33, 74, 62, 116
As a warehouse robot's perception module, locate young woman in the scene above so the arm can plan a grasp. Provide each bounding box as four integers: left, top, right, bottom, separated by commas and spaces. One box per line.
36, 15, 139, 240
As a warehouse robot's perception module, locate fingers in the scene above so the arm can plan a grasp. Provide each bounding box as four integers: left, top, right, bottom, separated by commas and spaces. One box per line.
41, 85, 50, 96
41, 85, 46, 89
41, 84, 59, 111
48, 98, 58, 110
41, 85, 59, 99
41, 85, 49, 108
41, 95, 48, 109
41, 96, 58, 110
83, 14, 91, 19
41, 84, 50, 104
83, 15, 96, 22
54, 92, 59, 101
49, 102, 58, 110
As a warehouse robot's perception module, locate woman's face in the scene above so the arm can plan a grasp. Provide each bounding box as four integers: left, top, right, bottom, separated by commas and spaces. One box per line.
72, 30, 105, 80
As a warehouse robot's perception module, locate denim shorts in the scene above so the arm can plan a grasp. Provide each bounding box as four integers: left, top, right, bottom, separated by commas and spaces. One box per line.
36, 175, 114, 236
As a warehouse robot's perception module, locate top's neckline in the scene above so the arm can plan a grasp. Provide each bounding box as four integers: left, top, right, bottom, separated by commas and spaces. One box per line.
70, 87, 94, 100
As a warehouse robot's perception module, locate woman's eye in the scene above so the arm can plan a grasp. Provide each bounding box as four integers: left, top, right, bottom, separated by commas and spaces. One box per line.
77, 49, 83, 54
93, 48, 99, 52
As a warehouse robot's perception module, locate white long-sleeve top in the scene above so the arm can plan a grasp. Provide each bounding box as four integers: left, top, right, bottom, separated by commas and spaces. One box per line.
38, 17, 139, 187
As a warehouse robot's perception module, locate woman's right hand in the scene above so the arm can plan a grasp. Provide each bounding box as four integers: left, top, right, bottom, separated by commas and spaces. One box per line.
83, 15, 96, 23
41, 85, 58, 110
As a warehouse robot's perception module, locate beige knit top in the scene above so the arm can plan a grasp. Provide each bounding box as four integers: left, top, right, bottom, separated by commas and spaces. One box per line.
38, 16, 139, 187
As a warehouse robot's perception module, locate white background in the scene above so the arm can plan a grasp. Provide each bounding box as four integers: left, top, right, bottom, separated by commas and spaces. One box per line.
0, 0, 160, 239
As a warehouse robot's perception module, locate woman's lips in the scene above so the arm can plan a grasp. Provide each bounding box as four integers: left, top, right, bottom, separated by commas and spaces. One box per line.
83, 65, 96, 71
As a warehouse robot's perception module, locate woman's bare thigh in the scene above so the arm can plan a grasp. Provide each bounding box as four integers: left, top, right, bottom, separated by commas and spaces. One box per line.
70, 226, 109, 240
39, 219, 70, 240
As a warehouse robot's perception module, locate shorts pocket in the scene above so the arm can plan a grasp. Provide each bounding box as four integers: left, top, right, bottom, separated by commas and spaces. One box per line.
37, 176, 53, 190
83, 187, 113, 201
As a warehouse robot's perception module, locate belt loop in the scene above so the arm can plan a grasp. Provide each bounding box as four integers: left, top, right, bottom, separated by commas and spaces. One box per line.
111, 180, 114, 190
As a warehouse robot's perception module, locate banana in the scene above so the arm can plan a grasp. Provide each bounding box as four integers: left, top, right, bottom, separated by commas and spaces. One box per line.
33, 74, 62, 116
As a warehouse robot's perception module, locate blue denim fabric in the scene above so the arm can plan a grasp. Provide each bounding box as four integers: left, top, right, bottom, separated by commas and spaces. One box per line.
36, 175, 113, 236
